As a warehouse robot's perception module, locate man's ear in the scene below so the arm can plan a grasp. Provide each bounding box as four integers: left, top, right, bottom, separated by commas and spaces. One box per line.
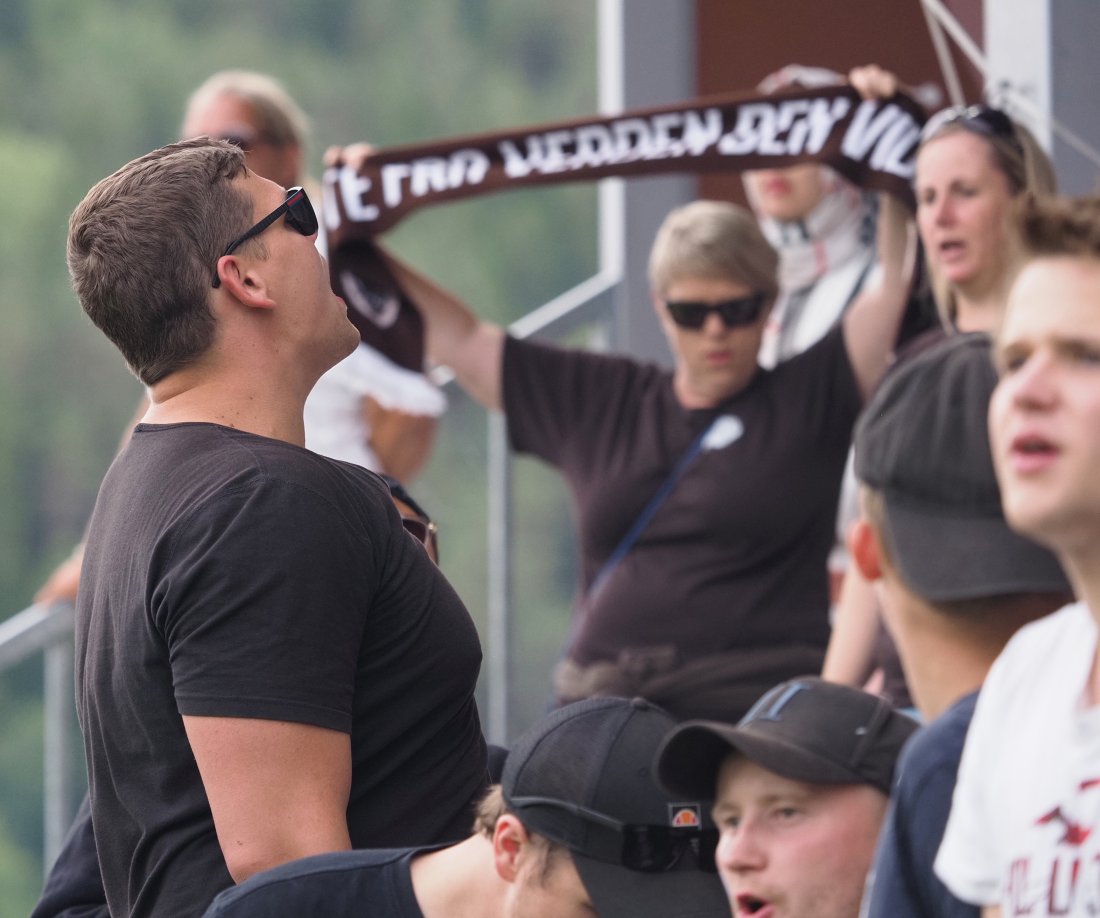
214, 256, 276, 311
492, 814, 531, 883
849, 518, 883, 583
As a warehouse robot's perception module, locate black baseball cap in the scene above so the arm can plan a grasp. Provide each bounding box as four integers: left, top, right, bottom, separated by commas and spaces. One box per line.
656, 677, 919, 799
502, 697, 728, 918
853, 333, 1068, 602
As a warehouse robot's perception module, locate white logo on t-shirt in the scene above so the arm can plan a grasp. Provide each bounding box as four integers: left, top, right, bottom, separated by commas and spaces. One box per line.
702, 414, 744, 451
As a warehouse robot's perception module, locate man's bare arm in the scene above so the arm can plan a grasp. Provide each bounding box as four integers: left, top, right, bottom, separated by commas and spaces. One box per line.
821, 565, 882, 686
182, 716, 352, 883
841, 65, 918, 400
841, 191, 917, 401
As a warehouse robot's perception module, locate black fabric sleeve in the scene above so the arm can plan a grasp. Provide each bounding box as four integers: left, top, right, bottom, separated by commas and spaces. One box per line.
501, 334, 647, 468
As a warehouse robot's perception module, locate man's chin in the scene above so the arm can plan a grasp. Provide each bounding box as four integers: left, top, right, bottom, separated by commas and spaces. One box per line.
340, 322, 362, 357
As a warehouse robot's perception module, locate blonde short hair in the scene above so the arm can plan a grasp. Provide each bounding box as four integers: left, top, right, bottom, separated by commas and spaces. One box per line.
648, 200, 779, 301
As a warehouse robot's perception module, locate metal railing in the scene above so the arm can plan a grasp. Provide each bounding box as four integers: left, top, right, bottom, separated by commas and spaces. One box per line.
481, 268, 622, 743
0, 600, 78, 871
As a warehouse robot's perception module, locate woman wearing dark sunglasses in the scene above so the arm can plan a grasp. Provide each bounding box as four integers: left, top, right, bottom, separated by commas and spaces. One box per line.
345, 72, 915, 723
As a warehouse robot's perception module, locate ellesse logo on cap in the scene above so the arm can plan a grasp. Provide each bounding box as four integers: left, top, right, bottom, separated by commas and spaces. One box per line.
669, 804, 702, 827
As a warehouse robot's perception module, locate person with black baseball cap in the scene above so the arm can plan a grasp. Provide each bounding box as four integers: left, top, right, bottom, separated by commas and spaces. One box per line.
203, 697, 728, 918
848, 333, 1070, 917
656, 677, 917, 918
844, 329, 1069, 918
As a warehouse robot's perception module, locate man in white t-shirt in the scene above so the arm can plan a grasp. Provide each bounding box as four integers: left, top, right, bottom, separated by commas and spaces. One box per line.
935, 194, 1100, 916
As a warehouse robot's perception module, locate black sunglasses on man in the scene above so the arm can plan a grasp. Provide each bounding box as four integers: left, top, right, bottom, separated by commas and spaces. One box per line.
211, 186, 318, 288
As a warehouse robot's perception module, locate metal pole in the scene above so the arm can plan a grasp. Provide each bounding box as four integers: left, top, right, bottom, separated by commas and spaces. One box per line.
43, 634, 74, 872
920, 0, 967, 107
485, 411, 513, 744
481, 0, 627, 745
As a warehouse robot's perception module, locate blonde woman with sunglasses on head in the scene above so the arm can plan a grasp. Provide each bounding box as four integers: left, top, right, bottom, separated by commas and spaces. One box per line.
823, 64, 1058, 701
916, 105, 1056, 334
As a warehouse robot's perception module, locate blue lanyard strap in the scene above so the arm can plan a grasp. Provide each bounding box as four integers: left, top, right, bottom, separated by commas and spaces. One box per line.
585, 413, 727, 604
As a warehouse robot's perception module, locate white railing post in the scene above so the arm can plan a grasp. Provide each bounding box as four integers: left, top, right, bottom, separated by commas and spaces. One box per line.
0, 601, 79, 873
485, 412, 513, 744
44, 635, 74, 871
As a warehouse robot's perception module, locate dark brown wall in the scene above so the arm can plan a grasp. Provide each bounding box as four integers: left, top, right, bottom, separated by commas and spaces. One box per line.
694, 0, 984, 204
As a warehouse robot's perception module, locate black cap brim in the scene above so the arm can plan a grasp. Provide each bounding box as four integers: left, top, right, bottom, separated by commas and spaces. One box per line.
573, 851, 730, 918
656, 720, 882, 800
883, 499, 1069, 603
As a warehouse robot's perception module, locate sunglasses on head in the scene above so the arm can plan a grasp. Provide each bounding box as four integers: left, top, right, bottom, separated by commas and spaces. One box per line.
211, 186, 318, 288
509, 795, 718, 873
665, 293, 768, 330
921, 104, 1024, 158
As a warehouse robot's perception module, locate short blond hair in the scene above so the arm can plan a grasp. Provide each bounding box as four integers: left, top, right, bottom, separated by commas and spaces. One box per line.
648, 200, 779, 301
473, 784, 508, 838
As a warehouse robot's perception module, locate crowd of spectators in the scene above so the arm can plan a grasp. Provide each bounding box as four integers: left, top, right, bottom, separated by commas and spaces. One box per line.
28, 56, 1100, 918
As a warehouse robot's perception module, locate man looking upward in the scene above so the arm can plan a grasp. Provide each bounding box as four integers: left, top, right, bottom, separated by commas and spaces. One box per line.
68, 139, 486, 918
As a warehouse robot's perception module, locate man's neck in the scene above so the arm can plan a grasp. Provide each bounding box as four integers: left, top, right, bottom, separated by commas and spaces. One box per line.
145, 370, 309, 447
886, 589, 1056, 721
410, 836, 505, 918
896, 625, 989, 722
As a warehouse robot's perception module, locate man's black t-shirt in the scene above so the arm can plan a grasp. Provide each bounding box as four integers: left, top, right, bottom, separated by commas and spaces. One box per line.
503, 327, 861, 666
203, 847, 434, 918
76, 423, 486, 918
30, 796, 108, 918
